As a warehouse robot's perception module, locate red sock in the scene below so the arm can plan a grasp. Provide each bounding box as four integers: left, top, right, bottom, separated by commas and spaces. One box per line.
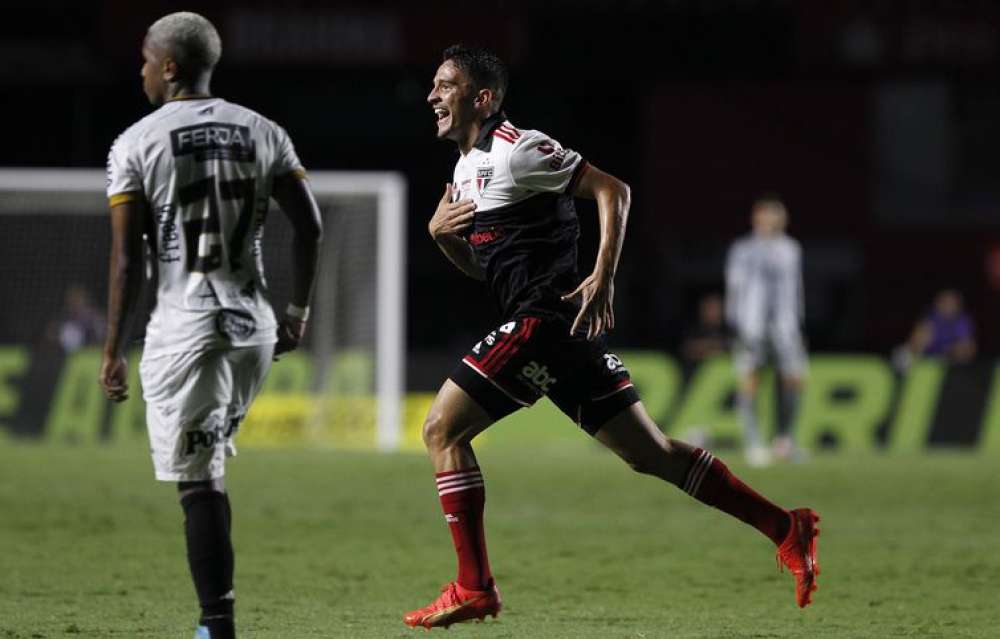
683, 448, 791, 545
436, 467, 492, 591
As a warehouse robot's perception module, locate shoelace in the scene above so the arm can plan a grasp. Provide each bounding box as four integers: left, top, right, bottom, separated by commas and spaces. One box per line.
426, 583, 461, 611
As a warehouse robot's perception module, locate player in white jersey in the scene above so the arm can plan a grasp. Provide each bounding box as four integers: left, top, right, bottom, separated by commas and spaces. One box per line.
725, 195, 807, 465
98, 13, 322, 639
402, 46, 820, 629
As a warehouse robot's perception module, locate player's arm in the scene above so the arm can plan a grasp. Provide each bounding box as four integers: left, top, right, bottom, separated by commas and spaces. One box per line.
561, 165, 631, 339
428, 183, 484, 280
272, 172, 324, 357
724, 244, 742, 330
793, 242, 805, 323
99, 196, 147, 402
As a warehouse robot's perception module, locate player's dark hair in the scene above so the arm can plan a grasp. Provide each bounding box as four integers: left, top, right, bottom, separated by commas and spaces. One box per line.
442, 45, 509, 112
753, 191, 785, 208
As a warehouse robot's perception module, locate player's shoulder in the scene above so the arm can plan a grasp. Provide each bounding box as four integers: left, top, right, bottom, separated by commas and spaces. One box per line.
502, 123, 560, 151
502, 123, 574, 170
781, 234, 802, 252
111, 103, 178, 150
731, 234, 754, 250
217, 99, 286, 133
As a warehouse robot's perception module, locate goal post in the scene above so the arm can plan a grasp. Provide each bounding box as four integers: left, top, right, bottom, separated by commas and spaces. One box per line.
0, 168, 407, 451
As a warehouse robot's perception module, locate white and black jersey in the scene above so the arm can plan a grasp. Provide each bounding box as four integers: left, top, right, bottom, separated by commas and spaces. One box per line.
451, 113, 590, 322
725, 233, 807, 374
106, 97, 305, 358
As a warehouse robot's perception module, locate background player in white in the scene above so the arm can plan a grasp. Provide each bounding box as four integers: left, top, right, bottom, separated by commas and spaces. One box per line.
98, 13, 322, 639
403, 46, 820, 629
726, 195, 807, 465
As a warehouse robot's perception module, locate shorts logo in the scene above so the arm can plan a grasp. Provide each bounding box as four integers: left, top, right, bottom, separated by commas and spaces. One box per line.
476, 166, 494, 194
183, 418, 239, 456
604, 353, 625, 372
521, 360, 557, 393
215, 309, 257, 340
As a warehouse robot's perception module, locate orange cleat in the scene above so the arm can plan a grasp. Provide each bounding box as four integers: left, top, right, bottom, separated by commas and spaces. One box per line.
403, 580, 502, 629
777, 508, 821, 608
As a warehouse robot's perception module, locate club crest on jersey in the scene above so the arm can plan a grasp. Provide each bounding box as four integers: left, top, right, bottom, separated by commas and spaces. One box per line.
476, 166, 494, 194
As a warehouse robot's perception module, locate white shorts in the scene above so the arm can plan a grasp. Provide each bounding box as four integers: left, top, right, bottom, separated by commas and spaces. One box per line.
733, 328, 808, 378
139, 344, 273, 482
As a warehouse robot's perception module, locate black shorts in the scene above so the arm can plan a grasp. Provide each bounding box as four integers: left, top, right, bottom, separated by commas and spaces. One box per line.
449, 316, 640, 435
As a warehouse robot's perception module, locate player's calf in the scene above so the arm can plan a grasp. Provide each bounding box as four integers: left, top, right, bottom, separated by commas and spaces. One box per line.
180, 483, 236, 639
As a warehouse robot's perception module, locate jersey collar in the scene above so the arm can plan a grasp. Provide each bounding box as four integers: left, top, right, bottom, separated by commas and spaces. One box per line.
472, 112, 507, 152
165, 94, 214, 102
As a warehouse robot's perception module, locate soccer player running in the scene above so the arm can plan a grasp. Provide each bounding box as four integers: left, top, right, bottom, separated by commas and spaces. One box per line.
726, 196, 807, 466
98, 13, 322, 639
403, 46, 821, 629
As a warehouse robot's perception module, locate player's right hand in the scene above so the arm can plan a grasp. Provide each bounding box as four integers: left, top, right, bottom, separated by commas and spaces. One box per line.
429, 184, 476, 239
275, 316, 306, 360
99, 354, 129, 402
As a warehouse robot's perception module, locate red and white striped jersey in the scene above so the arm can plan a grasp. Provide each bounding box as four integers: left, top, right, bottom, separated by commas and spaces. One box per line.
449, 114, 591, 321
451, 117, 587, 211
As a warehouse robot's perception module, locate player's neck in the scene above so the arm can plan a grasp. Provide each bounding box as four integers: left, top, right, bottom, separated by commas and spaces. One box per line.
457, 123, 482, 156
165, 81, 213, 103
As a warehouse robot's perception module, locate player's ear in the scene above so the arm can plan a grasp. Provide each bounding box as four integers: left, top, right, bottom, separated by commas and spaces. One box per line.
474, 88, 493, 109
162, 57, 178, 82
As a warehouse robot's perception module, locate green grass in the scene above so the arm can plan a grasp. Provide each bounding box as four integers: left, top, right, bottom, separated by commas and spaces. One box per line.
1, 434, 998, 638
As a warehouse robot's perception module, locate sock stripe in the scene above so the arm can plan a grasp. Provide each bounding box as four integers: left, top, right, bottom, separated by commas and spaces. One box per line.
682, 450, 707, 493
684, 450, 714, 495
689, 453, 715, 496
438, 481, 485, 496
437, 475, 484, 491
436, 468, 481, 481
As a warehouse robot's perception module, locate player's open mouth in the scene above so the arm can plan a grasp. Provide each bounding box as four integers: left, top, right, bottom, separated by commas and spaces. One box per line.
434, 107, 451, 128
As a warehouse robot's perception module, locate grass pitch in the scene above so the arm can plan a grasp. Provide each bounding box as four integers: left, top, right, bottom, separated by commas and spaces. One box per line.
1, 428, 998, 638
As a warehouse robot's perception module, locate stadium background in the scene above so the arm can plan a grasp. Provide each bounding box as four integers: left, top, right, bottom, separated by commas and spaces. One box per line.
1, 2, 998, 637
3, 0, 1000, 448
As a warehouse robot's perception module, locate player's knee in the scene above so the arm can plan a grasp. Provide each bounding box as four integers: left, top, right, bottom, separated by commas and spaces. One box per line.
177, 478, 224, 501
620, 449, 659, 476
621, 438, 682, 478
421, 411, 453, 452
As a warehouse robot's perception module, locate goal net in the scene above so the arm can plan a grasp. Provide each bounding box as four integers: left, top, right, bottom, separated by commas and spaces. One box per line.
0, 169, 407, 451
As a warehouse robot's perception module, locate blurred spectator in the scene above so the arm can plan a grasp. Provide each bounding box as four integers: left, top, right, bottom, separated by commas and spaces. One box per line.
896, 289, 976, 368
45, 285, 105, 353
680, 293, 730, 364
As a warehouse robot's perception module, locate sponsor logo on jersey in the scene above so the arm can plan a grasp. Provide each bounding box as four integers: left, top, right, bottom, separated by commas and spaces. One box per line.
537, 141, 567, 170
469, 227, 505, 246
154, 204, 182, 263
170, 122, 256, 162
521, 360, 557, 392
215, 309, 257, 340
499, 321, 516, 334
476, 166, 494, 194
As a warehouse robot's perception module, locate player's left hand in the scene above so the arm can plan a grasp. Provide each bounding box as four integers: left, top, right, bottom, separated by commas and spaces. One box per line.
275, 316, 306, 359
562, 271, 615, 340
99, 354, 129, 402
